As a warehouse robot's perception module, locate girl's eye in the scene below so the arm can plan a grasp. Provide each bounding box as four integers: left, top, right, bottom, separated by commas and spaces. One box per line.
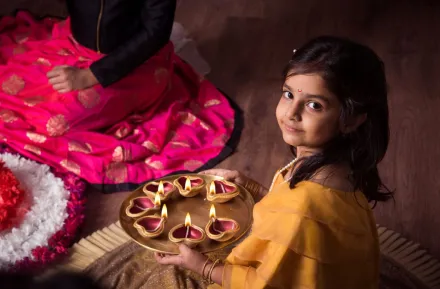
282, 91, 293, 99
306, 102, 323, 111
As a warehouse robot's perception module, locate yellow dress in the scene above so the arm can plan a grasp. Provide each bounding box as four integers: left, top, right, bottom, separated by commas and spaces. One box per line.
210, 174, 379, 289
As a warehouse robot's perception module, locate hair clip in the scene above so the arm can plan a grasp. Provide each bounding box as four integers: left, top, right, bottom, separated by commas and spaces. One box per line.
293, 49, 297, 54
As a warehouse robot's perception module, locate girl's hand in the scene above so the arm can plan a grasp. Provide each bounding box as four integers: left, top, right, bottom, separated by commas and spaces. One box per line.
154, 244, 208, 274
199, 169, 249, 188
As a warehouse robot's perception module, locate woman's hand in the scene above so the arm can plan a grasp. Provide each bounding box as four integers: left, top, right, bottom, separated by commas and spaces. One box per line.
154, 244, 208, 275
199, 169, 249, 188
47, 66, 98, 93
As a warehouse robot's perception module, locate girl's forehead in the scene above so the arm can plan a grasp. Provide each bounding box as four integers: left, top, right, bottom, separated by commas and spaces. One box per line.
284, 74, 329, 94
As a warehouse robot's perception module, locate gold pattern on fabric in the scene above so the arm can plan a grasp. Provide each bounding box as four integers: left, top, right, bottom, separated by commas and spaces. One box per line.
112, 146, 131, 162
35, 58, 51, 66
184, 160, 203, 171
14, 32, 29, 44
142, 140, 160, 153
212, 134, 229, 146
144, 158, 164, 170
170, 141, 191, 149
46, 114, 69, 136
114, 126, 130, 139
2, 74, 25, 95
68, 141, 92, 154
204, 99, 221, 108
57, 48, 71, 56
154, 67, 169, 84
77, 88, 101, 109
180, 112, 196, 125
0, 110, 18, 123
199, 121, 211, 131
13, 45, 27, 55
105, 162, 128, 183
26, 132, 47, 143
23, 96, 44, 107
60, 159, 81, 175
24, 144, 41, 155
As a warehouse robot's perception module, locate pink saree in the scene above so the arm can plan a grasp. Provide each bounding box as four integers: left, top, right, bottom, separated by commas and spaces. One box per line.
0, 12, 238, 192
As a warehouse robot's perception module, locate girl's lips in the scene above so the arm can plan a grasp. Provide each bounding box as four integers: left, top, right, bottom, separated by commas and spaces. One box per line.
284, 123, 303, 133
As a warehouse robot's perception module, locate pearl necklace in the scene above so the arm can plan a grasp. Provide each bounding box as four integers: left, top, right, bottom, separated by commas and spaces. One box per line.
268, 158, 298, 192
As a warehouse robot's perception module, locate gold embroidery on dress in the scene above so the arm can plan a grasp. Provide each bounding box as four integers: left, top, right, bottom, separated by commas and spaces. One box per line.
68, 141, 92, 154
77, 88, 101, 109
0, 110, 18, 123
2, 74, 25, 95
26, 132, 47, 143
204, 99, 221, 108
60, 159, 81, 175
144, 158, 164, 170
105, 162, 128, 183
184, 160, 203, 171
142, 140, 160, 153
57, 48, 71, 56
24, 96, 44, 107
24, 144, 41, 155
46, 114, 69, 136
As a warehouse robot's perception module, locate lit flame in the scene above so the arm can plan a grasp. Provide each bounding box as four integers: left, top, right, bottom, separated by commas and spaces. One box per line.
184, 212, 192, 227
209, 204, 216, 220
154, 192, 161, 207
161, 204, 168, 219
158, 181, 164, 195
184, 177, 191, 191
209, 181, 216, 195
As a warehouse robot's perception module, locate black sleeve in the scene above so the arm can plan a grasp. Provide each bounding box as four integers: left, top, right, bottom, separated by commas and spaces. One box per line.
90, 0, 176, 87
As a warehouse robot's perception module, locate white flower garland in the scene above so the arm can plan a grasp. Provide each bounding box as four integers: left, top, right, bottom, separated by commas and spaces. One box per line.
0, 153, 69, 269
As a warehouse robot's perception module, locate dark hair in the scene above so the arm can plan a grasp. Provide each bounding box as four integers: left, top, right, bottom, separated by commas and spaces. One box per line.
285, 36, 392, 203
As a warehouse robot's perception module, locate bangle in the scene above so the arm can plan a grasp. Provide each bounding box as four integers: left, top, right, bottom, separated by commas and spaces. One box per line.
201, 258, 211, 280
245, 179, 261, 198
208, 259, 220, 284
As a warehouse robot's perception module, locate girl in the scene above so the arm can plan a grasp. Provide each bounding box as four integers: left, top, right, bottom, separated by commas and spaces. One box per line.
0, 1, 237, 192
156, 36, 392, 288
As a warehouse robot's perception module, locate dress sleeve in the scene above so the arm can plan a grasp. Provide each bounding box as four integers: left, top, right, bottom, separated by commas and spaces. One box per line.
89, 0, 176, 87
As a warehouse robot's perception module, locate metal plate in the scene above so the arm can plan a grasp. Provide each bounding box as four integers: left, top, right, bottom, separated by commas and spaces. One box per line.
119, 174, 254, 254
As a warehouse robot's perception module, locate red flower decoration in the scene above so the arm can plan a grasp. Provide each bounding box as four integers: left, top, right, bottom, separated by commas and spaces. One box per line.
0, 159, 25, 232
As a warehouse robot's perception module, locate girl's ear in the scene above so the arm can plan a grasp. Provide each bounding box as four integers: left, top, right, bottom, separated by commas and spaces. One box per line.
340, 113, 367, 134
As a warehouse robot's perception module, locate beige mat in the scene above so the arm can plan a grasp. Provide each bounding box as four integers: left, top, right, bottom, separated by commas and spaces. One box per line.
59, 222, 440, 289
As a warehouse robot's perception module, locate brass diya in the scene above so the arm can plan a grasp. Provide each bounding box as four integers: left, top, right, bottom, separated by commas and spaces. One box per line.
143, 180, 176, 202
174, 175, 205, 197
125, 193, 161, 218
168, 213, 206, 248
133, 204, 168, 238
119, 173, 254, 254
206, 180, 240, 203
205, 204, 240, 242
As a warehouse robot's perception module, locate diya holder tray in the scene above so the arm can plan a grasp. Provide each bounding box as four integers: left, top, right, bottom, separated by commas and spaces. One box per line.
119, 174, 255, 254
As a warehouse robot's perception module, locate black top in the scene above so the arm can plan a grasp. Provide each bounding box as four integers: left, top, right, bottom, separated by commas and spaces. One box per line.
67, 0, 176, 87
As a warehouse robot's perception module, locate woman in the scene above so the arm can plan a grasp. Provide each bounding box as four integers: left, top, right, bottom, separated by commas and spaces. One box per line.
0, 0, 237, 192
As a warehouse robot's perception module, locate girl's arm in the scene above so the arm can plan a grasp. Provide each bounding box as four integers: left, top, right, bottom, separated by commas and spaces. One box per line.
90, 0, 176, 87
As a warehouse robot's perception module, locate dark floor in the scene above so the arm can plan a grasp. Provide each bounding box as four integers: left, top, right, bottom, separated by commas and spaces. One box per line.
2, 0, 440, 259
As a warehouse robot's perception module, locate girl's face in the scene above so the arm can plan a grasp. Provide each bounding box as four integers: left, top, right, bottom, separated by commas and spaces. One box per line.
276, 74, 342, 152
